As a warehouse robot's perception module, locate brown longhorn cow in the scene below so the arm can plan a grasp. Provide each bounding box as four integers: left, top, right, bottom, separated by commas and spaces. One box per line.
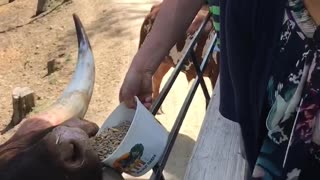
139, 3, 219, 113
0, 14, 123, 180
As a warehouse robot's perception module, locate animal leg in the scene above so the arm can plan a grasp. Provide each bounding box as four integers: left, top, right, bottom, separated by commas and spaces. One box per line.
152, 61, 171, 114
185, 71, 195, 84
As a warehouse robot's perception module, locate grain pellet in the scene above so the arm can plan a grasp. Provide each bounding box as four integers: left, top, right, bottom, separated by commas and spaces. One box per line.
90, 121, 131, 160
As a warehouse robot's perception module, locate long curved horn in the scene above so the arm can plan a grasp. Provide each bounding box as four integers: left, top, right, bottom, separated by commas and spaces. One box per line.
31, 14, 95, 126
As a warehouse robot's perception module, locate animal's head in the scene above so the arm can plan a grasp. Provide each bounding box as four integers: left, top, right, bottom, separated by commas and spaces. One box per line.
129, 144, 144, 160
0, 14, 102, 180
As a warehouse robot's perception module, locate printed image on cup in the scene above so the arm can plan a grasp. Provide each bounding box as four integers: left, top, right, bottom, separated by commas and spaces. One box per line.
98, 96, 168, 176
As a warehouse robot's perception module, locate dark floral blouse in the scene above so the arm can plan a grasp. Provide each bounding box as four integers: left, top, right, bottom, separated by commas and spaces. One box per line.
252, 0, 320, 179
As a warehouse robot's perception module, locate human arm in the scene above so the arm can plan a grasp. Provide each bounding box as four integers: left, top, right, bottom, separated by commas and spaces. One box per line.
120, 0, 205, 108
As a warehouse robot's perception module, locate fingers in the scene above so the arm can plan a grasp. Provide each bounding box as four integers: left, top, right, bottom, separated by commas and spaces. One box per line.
142, 96, 153, 109
119, 86, 137, 109
120, 90, 152, 110
143, 103, 152, 110
119, 68, 153, 110
119, 70, 140, 109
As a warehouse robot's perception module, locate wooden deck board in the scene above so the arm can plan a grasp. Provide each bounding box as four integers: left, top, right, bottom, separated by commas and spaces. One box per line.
184, 79, 248, 180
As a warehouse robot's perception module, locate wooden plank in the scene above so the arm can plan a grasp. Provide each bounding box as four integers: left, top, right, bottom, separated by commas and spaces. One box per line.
184, 78, 248, 180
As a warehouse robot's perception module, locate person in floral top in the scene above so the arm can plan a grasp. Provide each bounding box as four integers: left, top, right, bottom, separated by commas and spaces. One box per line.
253, 0, 320, 179
119, 0, 320, 179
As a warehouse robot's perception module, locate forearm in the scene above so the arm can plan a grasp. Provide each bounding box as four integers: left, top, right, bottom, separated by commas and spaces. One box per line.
131, 0, 204, 74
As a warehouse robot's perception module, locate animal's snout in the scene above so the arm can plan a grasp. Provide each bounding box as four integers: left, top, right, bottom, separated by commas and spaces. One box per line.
44, 125, 99, 170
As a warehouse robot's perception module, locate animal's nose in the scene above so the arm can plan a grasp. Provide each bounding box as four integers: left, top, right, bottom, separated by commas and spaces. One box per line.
45, 125, 99, 170
59, 138, 81, 163
53, 126, 90, 144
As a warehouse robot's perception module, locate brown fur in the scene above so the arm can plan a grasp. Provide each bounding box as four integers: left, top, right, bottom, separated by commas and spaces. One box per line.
139, 3, 219, 105
0, 118, 102, 180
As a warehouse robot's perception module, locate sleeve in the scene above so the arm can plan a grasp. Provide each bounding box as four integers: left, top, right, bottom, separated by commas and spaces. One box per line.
218, 0, 256, 121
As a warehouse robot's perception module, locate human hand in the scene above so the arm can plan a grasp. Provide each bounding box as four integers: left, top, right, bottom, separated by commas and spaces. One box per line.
119, 67, 153, 109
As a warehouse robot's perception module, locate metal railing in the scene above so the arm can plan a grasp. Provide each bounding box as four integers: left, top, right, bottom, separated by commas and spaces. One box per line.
149, 13, 218, 180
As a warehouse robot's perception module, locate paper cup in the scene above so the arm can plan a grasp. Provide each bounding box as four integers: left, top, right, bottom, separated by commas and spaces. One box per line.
98, 96, 168, 176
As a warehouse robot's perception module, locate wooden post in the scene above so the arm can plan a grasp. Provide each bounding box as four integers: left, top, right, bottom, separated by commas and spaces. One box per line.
0, 0, 14, 6
45, 59, 63, 77
36, 0, 50, 16
47, 59, 55, 75
1, 87, 35, 134
36, 0, 70, 16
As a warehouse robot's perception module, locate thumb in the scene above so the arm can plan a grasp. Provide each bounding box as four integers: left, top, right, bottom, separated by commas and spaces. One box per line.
119, 87, 136, 109
123, 96, 136, 109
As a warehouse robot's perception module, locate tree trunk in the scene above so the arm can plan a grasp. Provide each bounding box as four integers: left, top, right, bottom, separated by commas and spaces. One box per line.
0, 0, 14, 6
1, 87, 35, 134
36, 0, 68, 16
46, 58, 63, 76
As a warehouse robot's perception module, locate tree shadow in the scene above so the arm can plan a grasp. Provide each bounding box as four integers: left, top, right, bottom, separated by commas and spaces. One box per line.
164, 133, 196, 179
58, 2, 151, 50
0, 0, 37, 31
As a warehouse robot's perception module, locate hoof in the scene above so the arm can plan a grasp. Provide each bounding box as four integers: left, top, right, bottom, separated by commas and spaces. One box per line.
156, 107, 164, 115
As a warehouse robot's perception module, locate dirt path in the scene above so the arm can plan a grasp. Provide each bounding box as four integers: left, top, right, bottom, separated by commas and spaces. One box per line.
0, 0, 155, 140
0, 0, 212, 179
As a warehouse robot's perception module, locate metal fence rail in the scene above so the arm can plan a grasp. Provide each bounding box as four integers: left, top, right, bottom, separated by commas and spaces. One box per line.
149, 13, 217, 180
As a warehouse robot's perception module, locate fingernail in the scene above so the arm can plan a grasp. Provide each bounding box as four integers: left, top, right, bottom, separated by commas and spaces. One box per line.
143, 103, 152, 110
